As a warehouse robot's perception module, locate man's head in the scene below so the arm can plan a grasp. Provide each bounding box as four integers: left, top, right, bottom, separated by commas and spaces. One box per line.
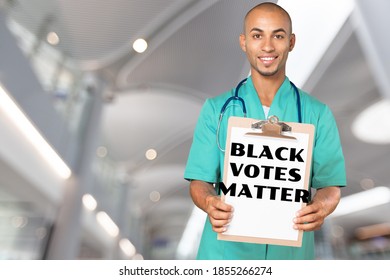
243, 2, 293, 35
240, 2, 295, 79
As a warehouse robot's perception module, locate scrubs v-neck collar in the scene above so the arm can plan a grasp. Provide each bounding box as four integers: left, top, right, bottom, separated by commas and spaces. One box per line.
242, 76, 299, 122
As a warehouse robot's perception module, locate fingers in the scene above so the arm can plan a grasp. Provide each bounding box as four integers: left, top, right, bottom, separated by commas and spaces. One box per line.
206, 195, 234, 214
294, 222, 322, 231
295, 202, 318, 217
293, 213, 323, 231
212, 198, 233, 212
206, 196, 233, 233
209, 216, 232, 233
293, 203, 324, 231
209, 208, 233, 233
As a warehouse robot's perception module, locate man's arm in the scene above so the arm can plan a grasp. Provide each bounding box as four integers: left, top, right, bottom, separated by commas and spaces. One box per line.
190, 180, 234, 233
293, 186, 341, 231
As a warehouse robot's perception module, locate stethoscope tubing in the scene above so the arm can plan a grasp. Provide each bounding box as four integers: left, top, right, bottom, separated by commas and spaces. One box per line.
217, 77, 302, 152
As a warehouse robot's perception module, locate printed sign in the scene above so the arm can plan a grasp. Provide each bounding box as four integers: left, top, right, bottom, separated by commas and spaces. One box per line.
218, 117, 314, 247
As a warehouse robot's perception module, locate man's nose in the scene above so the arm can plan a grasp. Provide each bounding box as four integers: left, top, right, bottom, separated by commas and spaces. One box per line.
261, 37, 275, 52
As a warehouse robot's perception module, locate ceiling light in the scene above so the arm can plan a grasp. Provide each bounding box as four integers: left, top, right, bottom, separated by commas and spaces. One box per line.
119, 238, 136, 257
149, 191, 160, 202
0, 84, 71, 179
96, 211, 119, 237
35, 227, 48, 239
11, 216, 28, 228
360, 178, 375, 190
82, 194, 97, 211
132, 253, 144, 260
331, 186, 390, 217
96, 146, 108, 158
145, 148, 157, 160
355, 223, 390, 240
133, 38, 148, 53
330, 225, 344, 239
46, 31, 60, 45
352, 99, 390, 144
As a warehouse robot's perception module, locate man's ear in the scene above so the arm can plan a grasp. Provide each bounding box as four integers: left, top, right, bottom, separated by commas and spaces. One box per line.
239, 34, 247, 52
289, 33, 296, 52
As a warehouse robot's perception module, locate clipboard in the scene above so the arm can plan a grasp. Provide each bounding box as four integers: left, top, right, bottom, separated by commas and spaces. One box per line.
217, 115, 315, 247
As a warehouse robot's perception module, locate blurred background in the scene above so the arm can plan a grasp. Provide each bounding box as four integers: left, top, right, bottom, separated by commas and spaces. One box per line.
0, 0, 389, 260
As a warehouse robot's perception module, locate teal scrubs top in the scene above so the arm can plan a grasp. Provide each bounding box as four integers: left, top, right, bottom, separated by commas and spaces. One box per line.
184, 76, 347, 260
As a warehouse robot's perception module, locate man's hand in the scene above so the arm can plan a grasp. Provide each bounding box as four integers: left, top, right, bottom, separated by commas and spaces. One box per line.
293, 186, 340, 231
189, 180, 233, 233
205, 195, 233, 233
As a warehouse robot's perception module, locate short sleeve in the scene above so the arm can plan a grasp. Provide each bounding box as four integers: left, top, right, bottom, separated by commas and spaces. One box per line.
311, 105, 347, 189
184, 99, 221, 183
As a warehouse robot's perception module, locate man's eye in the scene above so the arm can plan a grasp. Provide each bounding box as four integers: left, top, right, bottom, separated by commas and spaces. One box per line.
253, 34, 261, 39
274, 34, 284, 39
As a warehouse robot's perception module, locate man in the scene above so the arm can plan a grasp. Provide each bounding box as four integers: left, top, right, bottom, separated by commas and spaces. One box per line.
184, 2, 346, 259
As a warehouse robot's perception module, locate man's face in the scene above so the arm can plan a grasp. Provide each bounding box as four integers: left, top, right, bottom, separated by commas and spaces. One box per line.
240, 8, 295, 79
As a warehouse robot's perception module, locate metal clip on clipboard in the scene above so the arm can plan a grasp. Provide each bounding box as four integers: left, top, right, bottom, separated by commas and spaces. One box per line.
245, 115, 296, 140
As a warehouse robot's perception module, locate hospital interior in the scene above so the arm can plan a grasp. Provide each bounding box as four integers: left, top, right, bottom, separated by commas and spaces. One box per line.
1, 0, 390, 260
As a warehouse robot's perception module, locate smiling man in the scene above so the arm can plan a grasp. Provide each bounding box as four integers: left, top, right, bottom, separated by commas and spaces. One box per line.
184, 2, 346, 260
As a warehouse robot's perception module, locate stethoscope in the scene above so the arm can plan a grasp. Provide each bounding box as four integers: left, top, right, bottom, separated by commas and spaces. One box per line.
216, 77, 302, 152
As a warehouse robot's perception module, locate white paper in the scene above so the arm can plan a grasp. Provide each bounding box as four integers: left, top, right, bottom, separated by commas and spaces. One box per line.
222, 127, 310, 241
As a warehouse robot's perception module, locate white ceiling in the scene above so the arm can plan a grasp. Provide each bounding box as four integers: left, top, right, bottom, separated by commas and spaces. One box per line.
1, 0, 390, 259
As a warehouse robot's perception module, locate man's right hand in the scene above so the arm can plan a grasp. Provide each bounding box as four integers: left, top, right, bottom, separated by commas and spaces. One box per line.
205, 195, 234, 233
189, 180, 234, 233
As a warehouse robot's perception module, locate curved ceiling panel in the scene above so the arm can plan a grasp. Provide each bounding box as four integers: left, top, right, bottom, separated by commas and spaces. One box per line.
133, 165, 186, 203
101, 87, 202, 165
116, 0, 262, 94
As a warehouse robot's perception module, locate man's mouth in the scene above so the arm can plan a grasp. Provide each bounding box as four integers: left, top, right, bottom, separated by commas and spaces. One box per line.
259, 56, 277, 65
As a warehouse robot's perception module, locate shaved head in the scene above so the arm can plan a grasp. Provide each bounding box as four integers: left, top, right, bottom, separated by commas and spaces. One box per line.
239, 2, 296, 80
244, 2, 292, 35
